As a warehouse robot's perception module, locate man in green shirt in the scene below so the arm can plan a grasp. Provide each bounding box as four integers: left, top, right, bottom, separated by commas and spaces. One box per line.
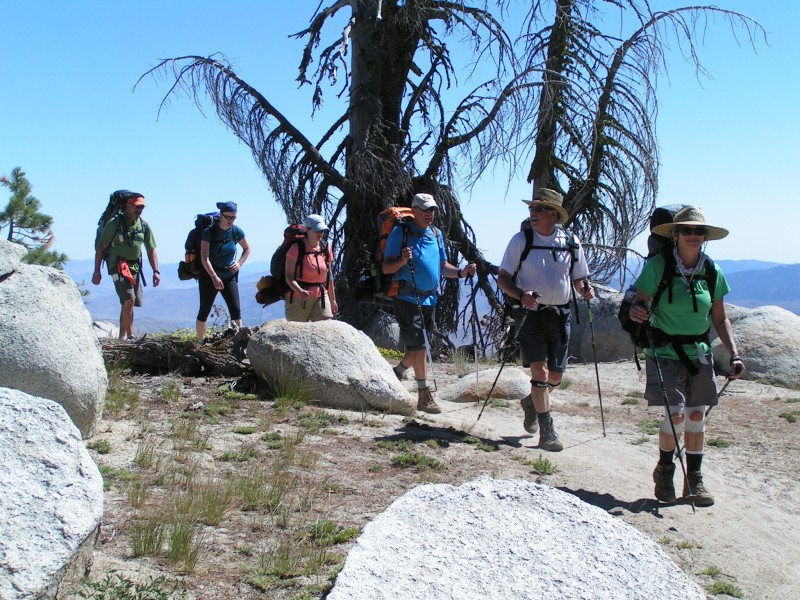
92, 193, 160, 339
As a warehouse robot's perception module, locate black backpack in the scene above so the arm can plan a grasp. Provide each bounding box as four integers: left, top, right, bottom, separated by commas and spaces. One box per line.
617, 205, 717, 373
178, 212, 239, 281
95, 190, 149, 276
256, 225, 331, 306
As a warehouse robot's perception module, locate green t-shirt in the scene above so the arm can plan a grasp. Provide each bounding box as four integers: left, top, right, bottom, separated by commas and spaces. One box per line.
99, 215, 157, 272
633, 253, 730, 361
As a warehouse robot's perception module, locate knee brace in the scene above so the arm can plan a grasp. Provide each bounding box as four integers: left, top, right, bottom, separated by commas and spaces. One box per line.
548, 381, 561, 388
684, 406, 708, 433
661, 408, 685, 436
531, 380, 549, 388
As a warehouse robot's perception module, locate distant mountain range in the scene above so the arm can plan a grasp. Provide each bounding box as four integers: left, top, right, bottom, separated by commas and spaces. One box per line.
64, 258, 799, 334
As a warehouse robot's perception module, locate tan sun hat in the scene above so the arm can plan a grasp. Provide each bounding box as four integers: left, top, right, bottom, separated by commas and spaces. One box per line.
521, 187, 569, 224
651, 206, 729, 241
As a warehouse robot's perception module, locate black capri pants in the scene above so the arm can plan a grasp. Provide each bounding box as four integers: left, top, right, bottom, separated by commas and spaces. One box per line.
197, 272, 241, 322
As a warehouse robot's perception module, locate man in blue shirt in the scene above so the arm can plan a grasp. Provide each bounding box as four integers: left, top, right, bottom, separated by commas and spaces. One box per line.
382, 193, 476, 413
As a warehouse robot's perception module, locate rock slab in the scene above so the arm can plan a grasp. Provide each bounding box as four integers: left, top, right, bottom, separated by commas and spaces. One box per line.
328, 477, 704, 600
0, 387, 104, 600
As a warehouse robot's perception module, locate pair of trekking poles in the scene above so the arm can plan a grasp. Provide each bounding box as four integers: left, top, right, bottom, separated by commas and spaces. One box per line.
477, 283, 607, 437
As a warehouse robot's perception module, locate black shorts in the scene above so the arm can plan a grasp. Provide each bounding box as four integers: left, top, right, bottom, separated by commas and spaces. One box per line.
517, 308, 570, 373
393, 298, 435, 352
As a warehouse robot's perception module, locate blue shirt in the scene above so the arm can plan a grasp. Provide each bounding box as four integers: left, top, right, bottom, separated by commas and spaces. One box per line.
385, 223, 445, 306
201, 224, 244, 279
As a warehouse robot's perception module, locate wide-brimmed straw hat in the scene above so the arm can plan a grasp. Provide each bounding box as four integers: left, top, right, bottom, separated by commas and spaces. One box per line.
651, 206, 729, 241
521, 187, 569, 224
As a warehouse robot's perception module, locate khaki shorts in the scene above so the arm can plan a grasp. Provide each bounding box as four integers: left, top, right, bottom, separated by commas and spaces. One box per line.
284, 292, 333, 322
644, 355, 718, 408
113, 272, 143, 307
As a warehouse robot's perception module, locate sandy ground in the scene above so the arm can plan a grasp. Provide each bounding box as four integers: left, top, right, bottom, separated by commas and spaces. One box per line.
81, 360, 800, 599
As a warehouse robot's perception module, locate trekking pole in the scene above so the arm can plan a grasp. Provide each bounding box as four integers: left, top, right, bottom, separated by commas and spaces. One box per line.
583, 281, 606, 437
407, 256, 437, 392
467, 275, 481, 394
643, 320, 695, 513
477, 309, 529, 422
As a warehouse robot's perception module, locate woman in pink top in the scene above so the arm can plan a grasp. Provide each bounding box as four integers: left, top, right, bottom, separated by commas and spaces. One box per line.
284, 214, 338, 322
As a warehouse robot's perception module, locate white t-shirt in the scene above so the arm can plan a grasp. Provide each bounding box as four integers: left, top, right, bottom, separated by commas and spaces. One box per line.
499, 228, 589, 305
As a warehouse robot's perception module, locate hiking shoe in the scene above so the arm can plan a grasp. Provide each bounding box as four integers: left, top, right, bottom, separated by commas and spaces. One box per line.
537, 415, 563, 452
683, 470, 715, 507
417, 389, 442, 414
653, 462, 677, 503
393, 364, 405, 380
520, 394, 539, 434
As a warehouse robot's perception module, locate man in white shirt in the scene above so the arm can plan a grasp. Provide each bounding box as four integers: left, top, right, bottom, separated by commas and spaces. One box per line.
497, 188, 593, 451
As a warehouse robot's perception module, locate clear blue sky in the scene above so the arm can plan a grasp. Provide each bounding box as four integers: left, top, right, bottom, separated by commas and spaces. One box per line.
2, 1, 798, 270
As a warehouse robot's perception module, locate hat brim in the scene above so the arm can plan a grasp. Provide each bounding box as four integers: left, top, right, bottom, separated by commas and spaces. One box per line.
651, 221, 728, 241
521, 199, 569, 224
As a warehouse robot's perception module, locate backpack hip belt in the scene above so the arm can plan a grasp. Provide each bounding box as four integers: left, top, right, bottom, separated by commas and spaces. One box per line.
649, 326, 711, 376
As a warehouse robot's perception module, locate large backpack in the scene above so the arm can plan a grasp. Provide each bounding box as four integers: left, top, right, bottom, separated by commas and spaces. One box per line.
178, 212, 240, 281
256, 225, 331, 306
617, 204, 717, 373
95, 190, 149, 276
356, 206, 443, 307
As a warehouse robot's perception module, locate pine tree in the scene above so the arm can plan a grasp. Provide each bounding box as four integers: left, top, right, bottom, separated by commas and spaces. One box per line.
0, 167, 67, 269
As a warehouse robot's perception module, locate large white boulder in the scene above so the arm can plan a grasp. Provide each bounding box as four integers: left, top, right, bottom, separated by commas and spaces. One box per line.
0, 240, 107, 437
0, 387, 104, 600
572, 286, 635, 363
328, 477, 704, 599
712, 304, 800, 387
248, 319, 416, 414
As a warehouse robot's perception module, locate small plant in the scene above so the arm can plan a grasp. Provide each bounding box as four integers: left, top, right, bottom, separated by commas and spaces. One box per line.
172, 417, 210, 452
451, 348, 473, 377
706, 437, 730, 448
86, 439, 112, 454
621, 397, 640, 406
485, 398, 510, 409
391, 451, 444, 471
630, 436, 649, 445
462, 435, 497, 452
532, 454, 556, 475
104, 360, 140, 416
308, 518, 359, 546
161, 379, 182, 402
194, 478, 234, 526
707, 581, 743, 598
675, 540, 702, 549
778, 410, 800, 423
376, 439, 410, 452
297, 411, 336, 432
127, 478, 149, 508
233, 425, 258, 435
270, 362, 312, 410
322, 482, 344, 493
134, 437, 158, 469
697, 566, 723, 577
130, 514, 166, 557
368, 464, 384, 472
166, 517, 204, 572
559, 377, 572, 390
785, 397, 800, 404
377, 347, 404, 360
218, 446, 261, 462
69, 571, 185, 599
637, 418, 661, 436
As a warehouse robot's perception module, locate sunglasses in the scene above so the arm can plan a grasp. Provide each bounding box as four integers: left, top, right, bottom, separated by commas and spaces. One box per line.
221, 214, 237, 221
678, 226, 707, 236
529, 205, 555, 214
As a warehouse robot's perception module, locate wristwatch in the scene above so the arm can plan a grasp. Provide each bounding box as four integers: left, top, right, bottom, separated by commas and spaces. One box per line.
154, 270, 160, 274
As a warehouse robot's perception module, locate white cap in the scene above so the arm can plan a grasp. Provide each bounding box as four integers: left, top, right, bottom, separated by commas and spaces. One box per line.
303, 214, 329, 232
412, 193, 438, 210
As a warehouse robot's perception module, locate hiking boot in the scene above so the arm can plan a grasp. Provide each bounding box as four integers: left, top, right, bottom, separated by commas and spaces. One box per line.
652, 462, 677, 503
520, 394, 539, 434
537, 415, 563, 452
417, 388, 441, 414
683, 470, 715, 507
393, 364, 405, 380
